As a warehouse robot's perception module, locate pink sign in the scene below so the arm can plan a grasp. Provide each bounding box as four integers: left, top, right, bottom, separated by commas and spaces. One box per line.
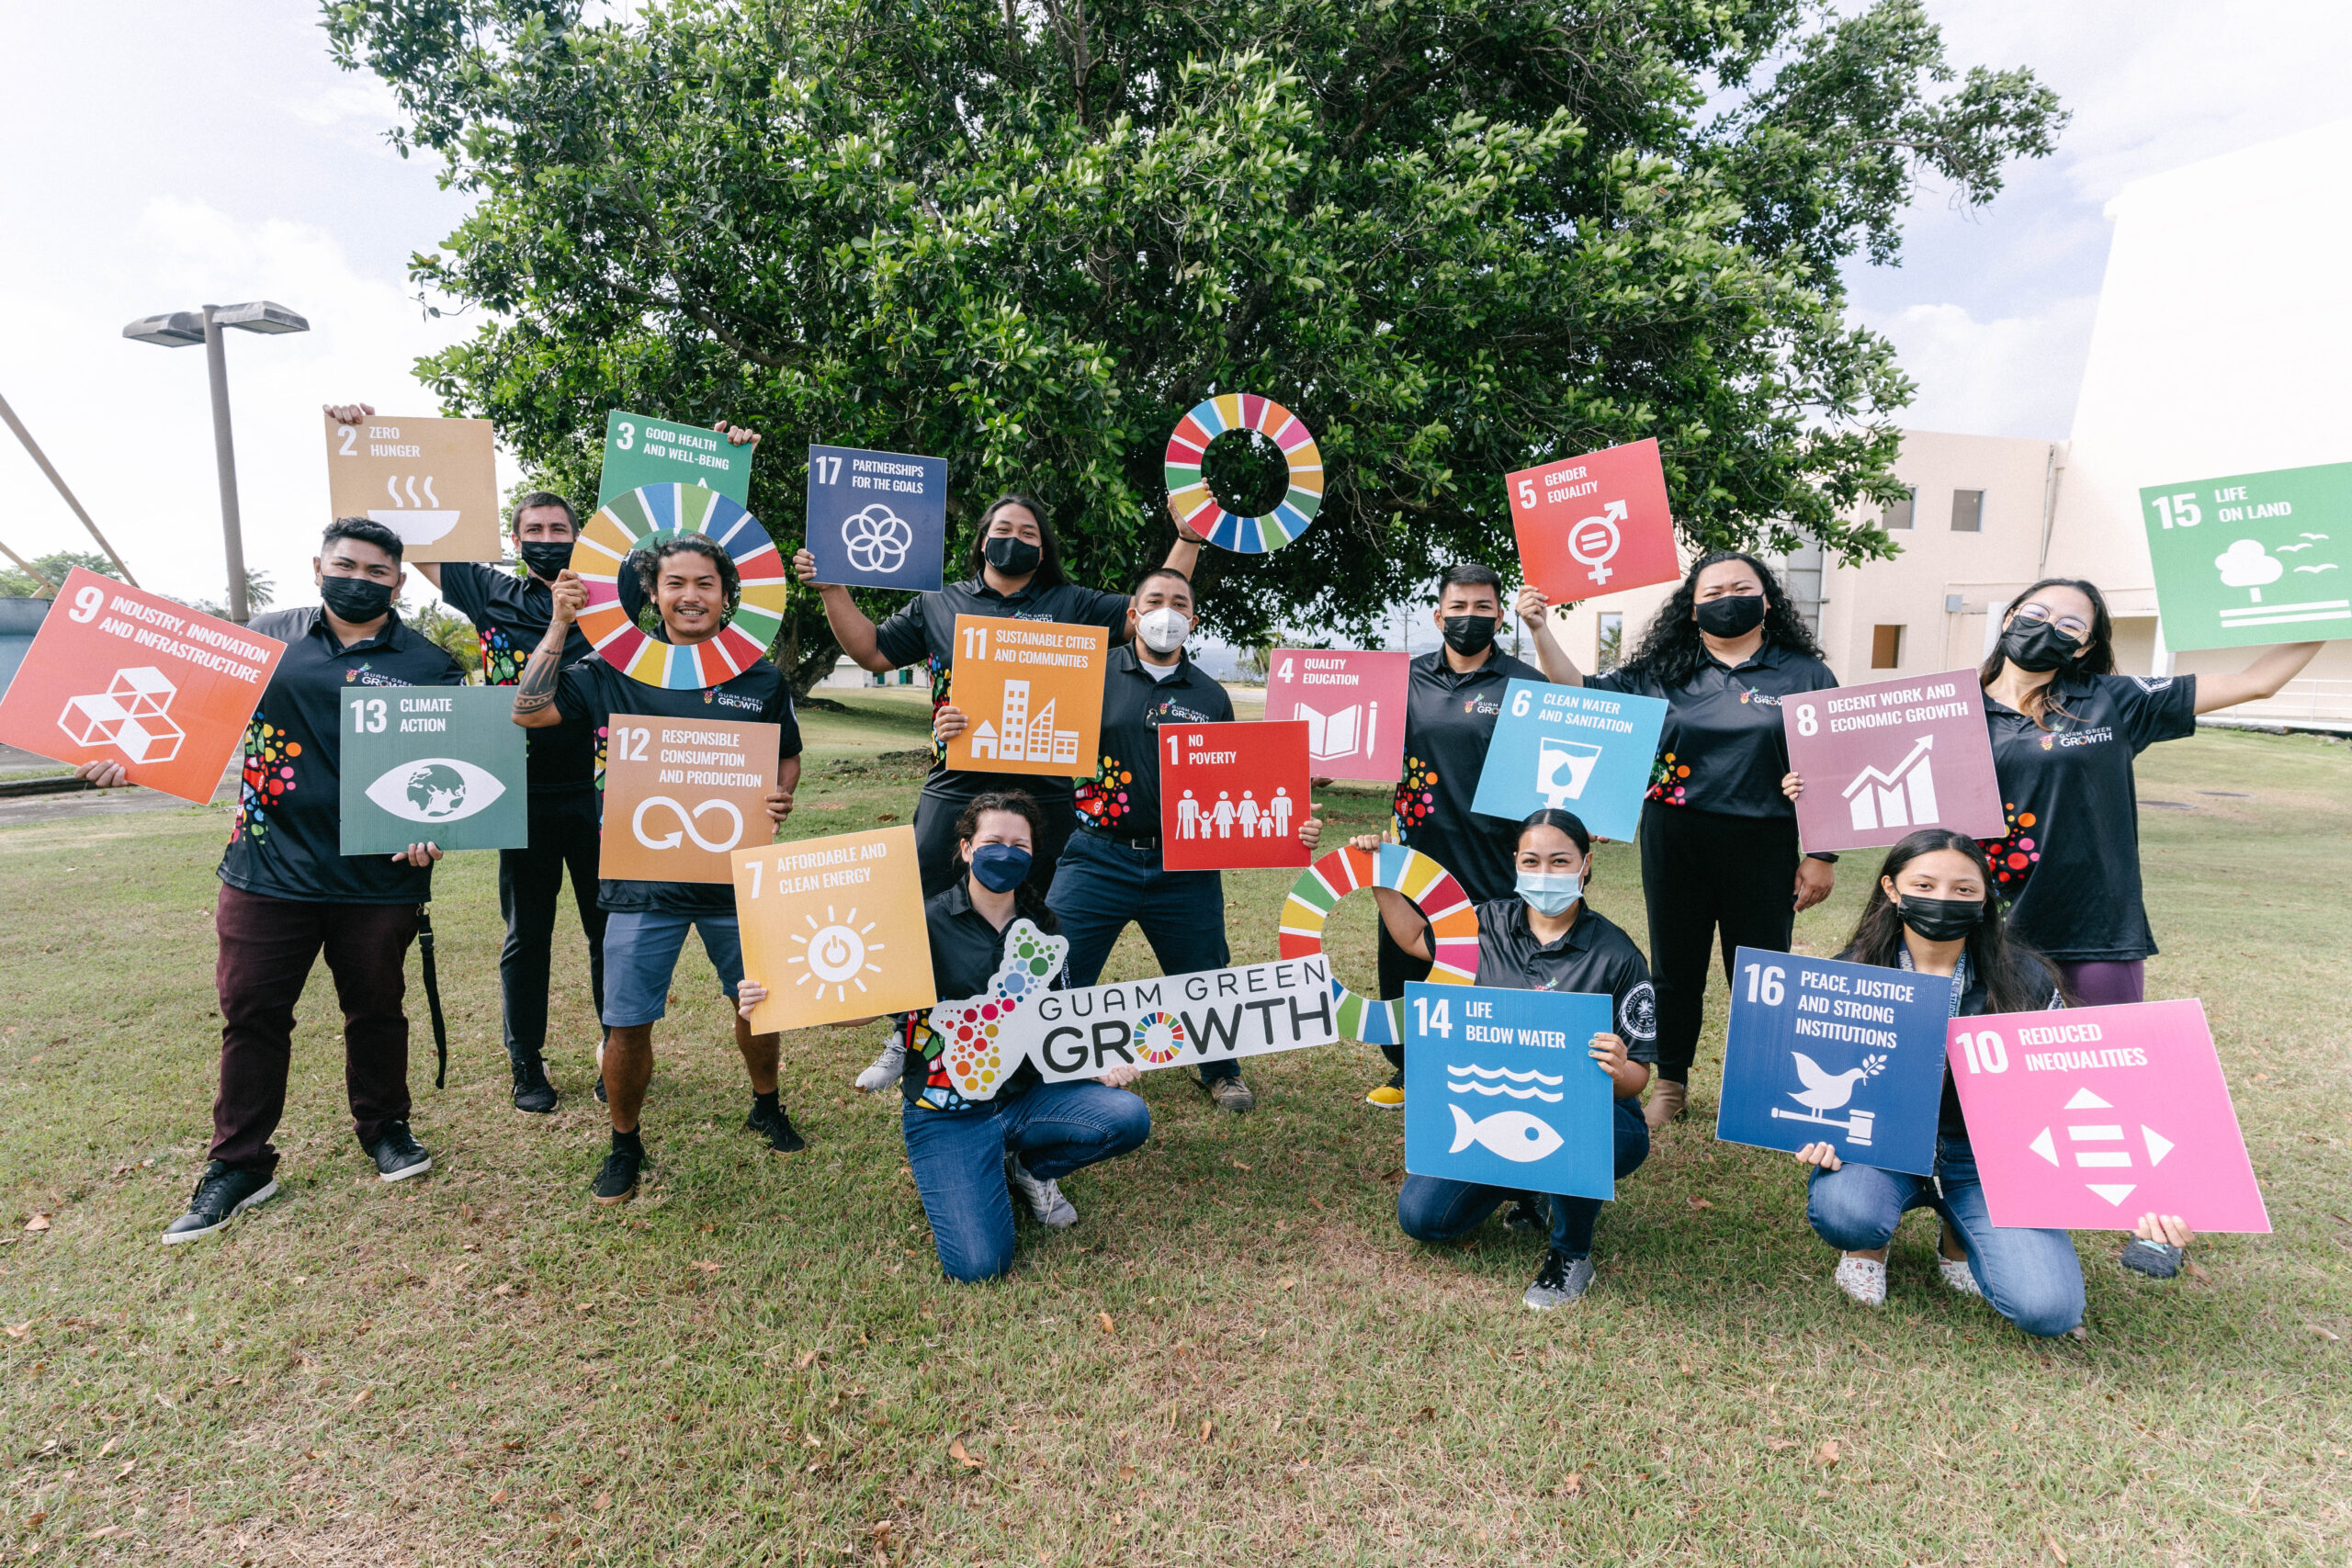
1262, 649, 1408, 783
1781, 671, 2006, 853
1947, 999, 2267, 1233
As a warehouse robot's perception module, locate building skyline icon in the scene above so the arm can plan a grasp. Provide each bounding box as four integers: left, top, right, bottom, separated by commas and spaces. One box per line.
1842, 734, 1940, 834
968, 678, 1080, 765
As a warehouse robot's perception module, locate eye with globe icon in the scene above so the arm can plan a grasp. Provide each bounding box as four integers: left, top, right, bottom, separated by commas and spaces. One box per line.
403, 762, 472, 818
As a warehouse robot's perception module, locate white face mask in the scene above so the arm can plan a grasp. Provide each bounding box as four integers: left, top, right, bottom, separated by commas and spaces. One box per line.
1136, 606, 1192, 655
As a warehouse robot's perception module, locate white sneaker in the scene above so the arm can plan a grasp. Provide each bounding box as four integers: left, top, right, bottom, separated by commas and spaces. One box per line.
1006, 1155, 1077, 1228
855, 1041, 906, 1094
1834, 1255, 1887, 1306
1938, 1256, 1984, 1299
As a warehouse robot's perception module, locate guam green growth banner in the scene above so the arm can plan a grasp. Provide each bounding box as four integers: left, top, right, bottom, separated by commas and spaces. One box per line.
2139, 461, 2352, 650
341, 685, 529, 853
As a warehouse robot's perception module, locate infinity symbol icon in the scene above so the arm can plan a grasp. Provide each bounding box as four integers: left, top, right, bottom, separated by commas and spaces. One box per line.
631, 795, 745, 852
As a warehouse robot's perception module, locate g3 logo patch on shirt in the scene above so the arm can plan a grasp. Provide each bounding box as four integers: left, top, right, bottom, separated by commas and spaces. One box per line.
1621, 980, 1658, 1042
1461, 697, 1501, 716
2041, 726, 2116, 750
1736, 689, 1783, 706
707, 689, 766, 712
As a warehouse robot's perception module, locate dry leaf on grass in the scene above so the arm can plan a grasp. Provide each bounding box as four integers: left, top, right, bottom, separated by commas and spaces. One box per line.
949, 1438, 985, 1469
4, 1322, 28, 1338
1767, 1438, 1797, 1451
1561, 1473, 1583, 1496
1117, 1464, 1136, 1482
1098, 1312, 1116, 1334
1815, 1439, 1840, 1464
594, 1492, 611, 1510
1199, 1418, 1214, 1443
96, 1437, 119, 1458
24, 1214, 50, 1233
797, 1349, 820, 1369
2044, 1534, 2070, 1563
1230, 1159, 1253, 1172
2308, 1324, 2341, 1341
350, 1389, 374, 1408
490, 1490, 509, 1505
1688, 1197, 1714, 1211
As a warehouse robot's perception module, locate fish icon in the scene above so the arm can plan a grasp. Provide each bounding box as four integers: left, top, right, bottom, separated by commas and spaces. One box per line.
1449, 1104, 1564, 1164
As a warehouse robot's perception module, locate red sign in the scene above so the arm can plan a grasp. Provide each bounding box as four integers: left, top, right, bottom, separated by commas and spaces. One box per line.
1262, 649, 1408, 782
1780, 671, 2006, 853
0, 569, 285, 804
1507, 438, 1679, 602
1159, 719, 1312, 872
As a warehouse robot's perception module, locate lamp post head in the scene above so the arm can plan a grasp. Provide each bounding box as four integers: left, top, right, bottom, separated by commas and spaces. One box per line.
211, 300, 311, 335
121, 310, 208, 347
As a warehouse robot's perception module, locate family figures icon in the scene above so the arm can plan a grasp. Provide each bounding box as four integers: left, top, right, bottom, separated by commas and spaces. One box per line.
1174, 786, 1295, 840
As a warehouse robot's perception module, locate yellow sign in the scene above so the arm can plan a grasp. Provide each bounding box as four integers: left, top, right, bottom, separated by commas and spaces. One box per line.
943, 615, 1110, 777
322, 411, 501, 563
732, 826, 936, 1032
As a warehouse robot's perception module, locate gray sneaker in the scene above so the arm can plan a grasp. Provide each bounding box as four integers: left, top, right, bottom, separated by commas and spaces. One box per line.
1204, 1075, 1255, 1113
1006, 1155, 1078, 1228
2120, 1237, 2186, 1280
855, 1041, 906, 1094
1523, 1248, 1595, 1310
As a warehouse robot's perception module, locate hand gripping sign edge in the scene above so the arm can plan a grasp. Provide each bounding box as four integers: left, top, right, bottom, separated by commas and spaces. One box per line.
567, 483, 790, 689
1162, 393, 1323, 553
1275, 843, 1478, 1045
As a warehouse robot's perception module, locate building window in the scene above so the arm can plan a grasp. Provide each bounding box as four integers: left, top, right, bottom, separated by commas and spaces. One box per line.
1596, 612, 1623, 673
1882, 488, 1917, 530
1951, 489, 1984, 532
1871, 625, 1905, 669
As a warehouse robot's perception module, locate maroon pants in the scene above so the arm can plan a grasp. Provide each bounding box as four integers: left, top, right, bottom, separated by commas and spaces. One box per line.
212, 885, 418, 1174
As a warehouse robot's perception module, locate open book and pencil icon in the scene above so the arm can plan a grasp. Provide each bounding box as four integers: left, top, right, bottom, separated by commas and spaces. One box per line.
1296, 700, 1375, 761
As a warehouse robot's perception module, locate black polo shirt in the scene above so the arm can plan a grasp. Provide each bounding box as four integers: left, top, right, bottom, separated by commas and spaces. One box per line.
1871, 948, 2064, 1135
1466, 900, 1659, 1060
1981, 671, 2198, 961
870, 576, 1131, 804
1075, 645, 1233, 839
435, 561, 598, 793
1389, 648, 1547, 903
899, 883, 1065, 1109
1590, 640, 1838, 819
219, 606, 466, 907
552, 654, 803, 917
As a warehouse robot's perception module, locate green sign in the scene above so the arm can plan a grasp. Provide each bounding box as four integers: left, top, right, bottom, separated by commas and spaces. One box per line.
597, 411, 753, 510
2140, 460, 2352, 651
340, 685, 529, 854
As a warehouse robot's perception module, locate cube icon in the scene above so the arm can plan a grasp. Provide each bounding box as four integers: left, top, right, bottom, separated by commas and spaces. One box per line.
60, 667, 186, 764
111, 666, 175, 717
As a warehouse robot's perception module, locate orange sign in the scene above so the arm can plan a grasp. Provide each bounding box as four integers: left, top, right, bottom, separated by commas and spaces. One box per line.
597, 714, 779, 884
943, 615, 1110, 777
0, 568, 285, 804
322, 411, 501, 563
732, 826, 936, 1032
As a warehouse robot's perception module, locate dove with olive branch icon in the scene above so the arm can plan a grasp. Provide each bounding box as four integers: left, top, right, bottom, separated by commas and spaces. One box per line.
1787, 1051, 1887, 1111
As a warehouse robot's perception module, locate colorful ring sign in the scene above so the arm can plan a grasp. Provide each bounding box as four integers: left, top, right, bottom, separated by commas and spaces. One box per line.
568, 483, 790, 689
1277, 843, 1476, 1046
1163, 394, 1322, 553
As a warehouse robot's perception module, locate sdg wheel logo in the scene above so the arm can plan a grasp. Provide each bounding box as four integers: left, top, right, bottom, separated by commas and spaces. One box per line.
842, 504, 914, 575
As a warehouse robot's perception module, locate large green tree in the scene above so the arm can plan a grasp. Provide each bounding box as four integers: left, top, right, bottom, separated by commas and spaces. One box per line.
326, 0, 2061, 691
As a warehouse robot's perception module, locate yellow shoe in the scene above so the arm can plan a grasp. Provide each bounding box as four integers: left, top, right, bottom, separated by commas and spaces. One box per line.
1365, 1072, 1405, 1108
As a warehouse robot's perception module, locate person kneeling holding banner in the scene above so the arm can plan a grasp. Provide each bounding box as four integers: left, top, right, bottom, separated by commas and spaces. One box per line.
1356, 809, 1656, 1309
1792, 828, 2192, 1335
740, 792, 1149, 1282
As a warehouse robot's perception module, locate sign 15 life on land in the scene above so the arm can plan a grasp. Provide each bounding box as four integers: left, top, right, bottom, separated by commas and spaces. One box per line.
322, 412, 501, 562
597, 411, 754, 509
1468, 678, 1668, 840
340, 684, 527, 853
732, 826, 936, 1032
803, 444, 948, 593
1402, 983, 1618, 1200
943, 615, 1110, 778
1506, 438, 1682, 603
1781, 671, 2005, 853
2139, 459, 2351, 650
598, 714, 778, 883
1159, 718, 1312, 872
1261, 648, 1409, 782
0, 568, 286, 805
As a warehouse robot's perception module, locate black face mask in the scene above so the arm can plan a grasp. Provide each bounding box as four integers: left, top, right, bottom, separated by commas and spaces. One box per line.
1441, 615, 1498, 657
1694, 592, 1767, 638
518, 540, 575, 581
320, 575, 395, 624
984, 536, 1042, 576
1999, 618, 2081, 673
1897, 893, 1984, 942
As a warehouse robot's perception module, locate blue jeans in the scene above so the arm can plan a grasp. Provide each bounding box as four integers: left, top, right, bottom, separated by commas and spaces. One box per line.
1046, 829, 1236, 1083
901, 1083, 1152, 1283
1807, 1133, 2085, 1338
600, 910, 743, 1028
1398, 1096, 1649, 1258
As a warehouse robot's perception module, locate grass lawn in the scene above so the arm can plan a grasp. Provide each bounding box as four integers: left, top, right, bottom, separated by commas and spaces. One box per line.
1, 708, 2346, 1565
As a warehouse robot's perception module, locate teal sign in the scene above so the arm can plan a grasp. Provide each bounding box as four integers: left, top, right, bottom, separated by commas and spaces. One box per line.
2140, 460, 2352, 650
597, 411, 754, 510
340, 685, 529, 854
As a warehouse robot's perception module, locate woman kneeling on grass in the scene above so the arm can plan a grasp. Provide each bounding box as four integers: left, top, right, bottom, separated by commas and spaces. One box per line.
739, 792, 1148, 1282
1793, 827, 2193, 1335
1356, 809, 1656, 1310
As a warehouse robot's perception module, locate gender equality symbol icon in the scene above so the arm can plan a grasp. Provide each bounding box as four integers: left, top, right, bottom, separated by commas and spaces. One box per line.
1506, 437, 1680, 603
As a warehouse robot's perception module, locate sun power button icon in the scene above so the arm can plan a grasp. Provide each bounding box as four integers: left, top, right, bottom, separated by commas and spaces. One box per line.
789, 906, 886, 1000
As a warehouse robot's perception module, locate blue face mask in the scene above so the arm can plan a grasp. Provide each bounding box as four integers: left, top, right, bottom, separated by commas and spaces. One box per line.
1516, 870, 1583, 916
967, 842, 1033, 893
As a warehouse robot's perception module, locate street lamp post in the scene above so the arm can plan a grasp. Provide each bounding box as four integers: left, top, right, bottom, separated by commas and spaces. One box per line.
123, 300, 309, 624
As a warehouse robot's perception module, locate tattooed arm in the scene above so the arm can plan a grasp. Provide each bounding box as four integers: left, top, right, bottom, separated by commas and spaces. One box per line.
513, 569, 583, 729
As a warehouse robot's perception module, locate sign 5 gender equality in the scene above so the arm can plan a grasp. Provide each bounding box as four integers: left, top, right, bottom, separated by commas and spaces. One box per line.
1261, 648, 1408, 782
323, 412, 501, 563
1159, 718, 1312, 872
1781, 671, 2005, 854
1716, 948, 1954, 1176
0, 568, 285, 805
732, 826, 937, 1032
1949, 999, 2267, 1232
2139, 459, 2352, 650
599, 714, 779, 883
1402, 983, 1617, 1201
340, 685, 527, 853
804, 444, 948, 593
1468, 678, 1668, 840
598, 411, 753, 508
944, 615, 1109, 778
1506, 438, 1681, 603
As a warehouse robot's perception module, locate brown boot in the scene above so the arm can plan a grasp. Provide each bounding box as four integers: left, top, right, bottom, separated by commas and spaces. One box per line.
1644, 1077, 1688, 1129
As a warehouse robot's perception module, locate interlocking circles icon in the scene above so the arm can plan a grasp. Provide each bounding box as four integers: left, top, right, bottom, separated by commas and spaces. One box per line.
631, 795, 745, 853
842, 504, 914, 576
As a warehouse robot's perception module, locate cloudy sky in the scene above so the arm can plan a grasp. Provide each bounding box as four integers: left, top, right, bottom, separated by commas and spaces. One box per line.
0, 0, 2346, 609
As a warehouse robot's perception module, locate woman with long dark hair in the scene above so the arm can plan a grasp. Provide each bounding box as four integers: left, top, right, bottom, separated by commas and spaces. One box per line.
1550, 550, 1840, 1128
1794, 829, 2192, 1332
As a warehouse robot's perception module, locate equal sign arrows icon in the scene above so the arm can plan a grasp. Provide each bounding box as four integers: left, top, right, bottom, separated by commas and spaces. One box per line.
2027, 1087, 2176, 1205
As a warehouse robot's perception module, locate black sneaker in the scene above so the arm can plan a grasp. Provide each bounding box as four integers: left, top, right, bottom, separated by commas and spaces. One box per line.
2120, 1238, 2186, 1280
1502, 1195, 1549, 1233
594, 1075, 608, 1104
366, 1122, 433, 1182
510, 1053, 558, 1114
746, 1101, 807, 1153
592, 1146, 642, 1205
161, 1161, 278, 1246
1523, 1248, 1596, 1310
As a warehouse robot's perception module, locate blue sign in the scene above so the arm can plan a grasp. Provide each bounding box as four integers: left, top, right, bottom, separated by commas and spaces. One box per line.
1714, 946, 1955, 1176
1468, 678, 1667, 840
804, 444, 948, 593
1403, 983, 1616, 1200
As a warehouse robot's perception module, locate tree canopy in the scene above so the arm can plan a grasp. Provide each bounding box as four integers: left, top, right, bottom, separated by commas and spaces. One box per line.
326, 0, 2062, 688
